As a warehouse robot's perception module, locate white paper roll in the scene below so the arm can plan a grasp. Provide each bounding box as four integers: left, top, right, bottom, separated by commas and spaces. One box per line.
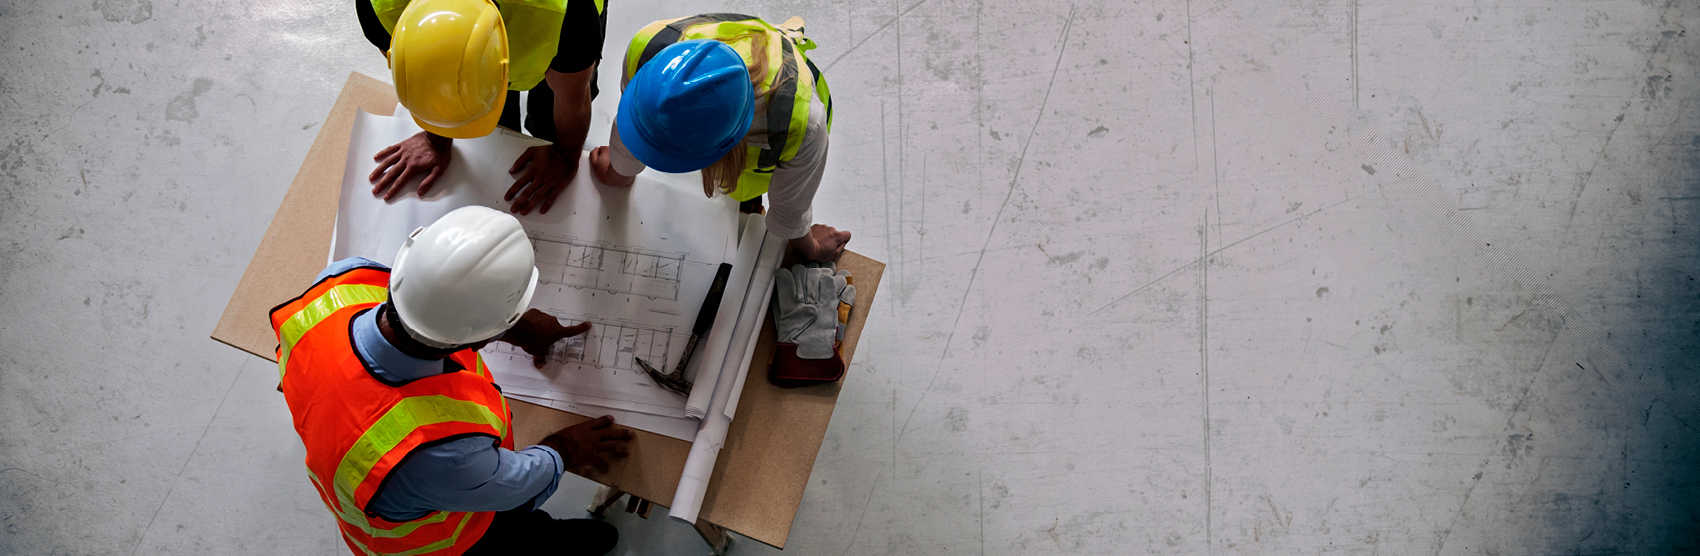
721, 230, 786, 419
669, 222, 785, 524
682, 215, 767, 418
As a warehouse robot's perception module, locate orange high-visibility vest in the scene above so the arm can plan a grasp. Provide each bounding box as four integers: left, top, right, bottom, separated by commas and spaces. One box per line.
271, 264, 513, 556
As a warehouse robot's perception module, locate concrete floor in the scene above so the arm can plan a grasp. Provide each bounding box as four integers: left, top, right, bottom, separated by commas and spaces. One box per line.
2, 0, 1697, 553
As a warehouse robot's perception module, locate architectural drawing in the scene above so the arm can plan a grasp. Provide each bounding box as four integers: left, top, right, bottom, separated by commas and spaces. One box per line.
529, 234, 687, 300
482, 309, 675, 374
338, 108, 741, 438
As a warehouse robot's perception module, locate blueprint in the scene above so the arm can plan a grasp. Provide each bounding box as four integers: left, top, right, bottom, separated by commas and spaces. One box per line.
332, 108, 739, 440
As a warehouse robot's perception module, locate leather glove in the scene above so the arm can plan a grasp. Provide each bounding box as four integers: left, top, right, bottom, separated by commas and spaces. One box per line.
770, 262, 855, 386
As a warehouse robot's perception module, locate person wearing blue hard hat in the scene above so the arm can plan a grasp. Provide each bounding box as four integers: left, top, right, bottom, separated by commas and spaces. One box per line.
588, 14, 850, 262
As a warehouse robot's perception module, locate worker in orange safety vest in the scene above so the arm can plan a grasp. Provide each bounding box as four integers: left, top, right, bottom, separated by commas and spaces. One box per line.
271, 206, 631, 555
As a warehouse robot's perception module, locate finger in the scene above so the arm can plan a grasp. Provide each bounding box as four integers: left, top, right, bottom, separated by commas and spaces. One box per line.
372, 166, 403, 198
610, 447, 630, 458
515, 177, 553, 215
387, 166, 424, 201
512, 185, 537, 215
593, 458, 610, 473
603, 427, 635, 440
587, 415, 614, 430
509, 148, 535, 175
373, 144, 399, 162
505, 179, 533, 206
533, 354, 546, 369
562, 321, 592, 337
505, 170, 533, 202
370, 152, 401, 184
539, 184, 560, 214
417, 164, 444, 196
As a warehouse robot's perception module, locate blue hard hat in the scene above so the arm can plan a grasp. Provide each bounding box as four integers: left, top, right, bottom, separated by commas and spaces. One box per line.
617, 40, 755, 173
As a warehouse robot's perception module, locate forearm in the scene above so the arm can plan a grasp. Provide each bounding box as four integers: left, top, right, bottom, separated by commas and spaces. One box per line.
550, 72, 593, 159
451, 445, 564, 512
604, 121, 648, 177
370, 440, 564, 518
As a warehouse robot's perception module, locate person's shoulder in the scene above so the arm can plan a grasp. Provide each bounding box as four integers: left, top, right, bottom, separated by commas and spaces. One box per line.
314, 257, 390, 283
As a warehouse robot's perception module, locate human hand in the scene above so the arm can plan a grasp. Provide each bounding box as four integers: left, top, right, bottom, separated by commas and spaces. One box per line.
370, 131, 452, 201
588, 146, 635, 188
506, 145, 580, 215
795, 224, 852, 262
498, 309, 591, 368
541, 416, 634, 474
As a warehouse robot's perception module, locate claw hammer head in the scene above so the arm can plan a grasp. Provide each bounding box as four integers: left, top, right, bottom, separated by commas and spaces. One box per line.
636, 357, 692, 396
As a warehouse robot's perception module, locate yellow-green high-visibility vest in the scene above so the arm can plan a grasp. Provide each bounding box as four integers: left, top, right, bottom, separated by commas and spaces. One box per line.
624, 14, 835, 202
371, 0, 603, 91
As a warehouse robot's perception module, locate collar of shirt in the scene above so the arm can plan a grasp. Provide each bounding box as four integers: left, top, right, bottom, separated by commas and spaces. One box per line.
351, 307, 444, 383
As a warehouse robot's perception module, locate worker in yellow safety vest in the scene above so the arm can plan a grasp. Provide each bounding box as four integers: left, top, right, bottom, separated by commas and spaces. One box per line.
588, 14, 852, 262
358, 0, 608, 215
273, 206, 633, 555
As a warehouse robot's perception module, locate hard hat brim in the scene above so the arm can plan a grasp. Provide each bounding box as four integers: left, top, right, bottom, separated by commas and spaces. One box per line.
414, 87, 507, 140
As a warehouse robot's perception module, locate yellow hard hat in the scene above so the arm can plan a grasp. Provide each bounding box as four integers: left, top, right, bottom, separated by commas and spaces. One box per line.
388, 0, 509, 139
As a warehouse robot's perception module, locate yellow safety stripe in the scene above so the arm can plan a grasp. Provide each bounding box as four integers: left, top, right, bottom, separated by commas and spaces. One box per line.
277, 284, 389, 380
384, 514, 476, 556
338, 510, 472, 556
310, 468, 454, 542
332, 395, 508, 520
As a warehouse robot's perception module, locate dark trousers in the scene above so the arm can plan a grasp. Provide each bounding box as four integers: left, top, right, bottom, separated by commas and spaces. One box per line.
462, 508, 618, 556
497, 68, 600, 142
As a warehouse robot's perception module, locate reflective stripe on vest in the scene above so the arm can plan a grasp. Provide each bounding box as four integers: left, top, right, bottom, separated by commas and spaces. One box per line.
275, 283, 388, 379
625, 14, 834, 202
274, 268, 513, 556
370, 0, 590, 91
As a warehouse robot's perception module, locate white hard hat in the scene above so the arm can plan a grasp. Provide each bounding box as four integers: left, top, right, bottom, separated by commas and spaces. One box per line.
390, 206, 539, 348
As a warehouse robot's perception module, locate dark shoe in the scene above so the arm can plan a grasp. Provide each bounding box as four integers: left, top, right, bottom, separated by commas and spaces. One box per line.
554, 518, 618, 556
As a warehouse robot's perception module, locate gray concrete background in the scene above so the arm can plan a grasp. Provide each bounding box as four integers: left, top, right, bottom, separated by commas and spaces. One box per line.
2, 0, 1697, 554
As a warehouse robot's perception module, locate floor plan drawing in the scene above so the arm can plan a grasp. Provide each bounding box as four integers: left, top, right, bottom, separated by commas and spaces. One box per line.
337, 108, 741, 439
482, 310, 675, 374
530, 234, 687, 301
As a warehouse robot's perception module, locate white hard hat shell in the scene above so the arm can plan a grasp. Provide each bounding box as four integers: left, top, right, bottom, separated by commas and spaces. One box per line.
390, 206, 539, 347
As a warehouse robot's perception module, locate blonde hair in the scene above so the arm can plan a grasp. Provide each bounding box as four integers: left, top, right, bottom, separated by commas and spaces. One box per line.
698, 29, 801, 197
701, 146, 746, 197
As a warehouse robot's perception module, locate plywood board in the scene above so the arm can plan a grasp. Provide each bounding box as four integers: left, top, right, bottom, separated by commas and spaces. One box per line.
211, 72, 398, 359
212, 72, 885, 548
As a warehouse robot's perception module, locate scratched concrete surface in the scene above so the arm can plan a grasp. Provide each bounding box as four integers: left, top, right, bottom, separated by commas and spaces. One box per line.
2, 0, 1696, 554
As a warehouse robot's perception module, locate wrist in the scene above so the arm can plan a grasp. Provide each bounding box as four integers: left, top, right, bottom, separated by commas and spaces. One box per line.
540, 434, 574, 459
549, 143, 576, 162
425, 132, 453, 148
792, 234, 820, 257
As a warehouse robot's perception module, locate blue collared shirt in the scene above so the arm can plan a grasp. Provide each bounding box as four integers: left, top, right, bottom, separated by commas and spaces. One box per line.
316, 258, 563, 522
